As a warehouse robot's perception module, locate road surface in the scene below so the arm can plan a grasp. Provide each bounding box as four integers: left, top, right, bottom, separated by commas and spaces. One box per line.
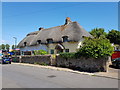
2, 64, 118, 88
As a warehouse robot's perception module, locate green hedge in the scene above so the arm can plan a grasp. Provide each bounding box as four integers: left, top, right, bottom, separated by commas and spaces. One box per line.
59, 52, 76, 59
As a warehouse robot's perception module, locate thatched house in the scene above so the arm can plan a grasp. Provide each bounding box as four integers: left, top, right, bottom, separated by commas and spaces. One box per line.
18, 17, 92, 55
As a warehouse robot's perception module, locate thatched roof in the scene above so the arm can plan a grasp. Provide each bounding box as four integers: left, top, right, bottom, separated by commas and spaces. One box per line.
18, 31, 39, 47
18, 18, 92, 48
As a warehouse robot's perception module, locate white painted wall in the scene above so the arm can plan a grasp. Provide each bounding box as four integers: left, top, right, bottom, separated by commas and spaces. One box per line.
48, 41, 83, 54
20, 39, 84, 54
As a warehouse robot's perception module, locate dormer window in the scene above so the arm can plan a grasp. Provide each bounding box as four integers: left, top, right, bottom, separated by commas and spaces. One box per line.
24, 42, 27, 46
62, 36, 68, 42
37, 40, 41, 44
47, 39, 53, 44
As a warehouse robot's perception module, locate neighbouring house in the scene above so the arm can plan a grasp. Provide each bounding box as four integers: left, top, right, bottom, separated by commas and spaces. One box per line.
18, 17, 92, 55
113, 44, 120, 51
111, 43, 120, 59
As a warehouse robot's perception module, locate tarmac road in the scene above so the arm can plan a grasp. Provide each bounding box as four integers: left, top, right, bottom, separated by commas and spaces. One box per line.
2, 64, 119, 88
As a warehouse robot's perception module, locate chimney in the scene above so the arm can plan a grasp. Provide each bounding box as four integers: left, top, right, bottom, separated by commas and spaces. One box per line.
65, 17, 72, 25
39, 27, 44, 31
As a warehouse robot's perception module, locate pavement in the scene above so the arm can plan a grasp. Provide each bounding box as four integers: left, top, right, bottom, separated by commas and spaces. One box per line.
2, 63, 119, 88
94, 66, 119, 79
12, 62, 119, 80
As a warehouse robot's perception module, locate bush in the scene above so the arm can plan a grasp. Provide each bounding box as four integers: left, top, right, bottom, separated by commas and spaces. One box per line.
60, 52, 76, 59
34, 50, 48, 55
77, 37, 114, 58
40, 62, 48, 66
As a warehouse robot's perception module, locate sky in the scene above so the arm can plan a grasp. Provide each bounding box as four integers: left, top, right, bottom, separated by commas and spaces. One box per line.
2, 2, 118, 47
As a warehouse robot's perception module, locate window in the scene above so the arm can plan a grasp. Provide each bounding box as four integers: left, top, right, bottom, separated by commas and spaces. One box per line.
37, 40, 41, 44
65, 49, 69, 52
50, 49, 54, 54
47, 39, 53, 44
24, 42, 27, 46
62, 36, 68, 42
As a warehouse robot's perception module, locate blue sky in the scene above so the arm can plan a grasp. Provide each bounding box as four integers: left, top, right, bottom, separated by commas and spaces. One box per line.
2, 2, 118, 46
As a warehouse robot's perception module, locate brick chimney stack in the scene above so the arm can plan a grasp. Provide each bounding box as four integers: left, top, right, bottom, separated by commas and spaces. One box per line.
65, 17, 72, 25
39, 27, 44, 31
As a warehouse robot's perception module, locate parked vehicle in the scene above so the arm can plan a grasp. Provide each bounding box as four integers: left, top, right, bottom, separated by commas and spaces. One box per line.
112, 58, 120, 68
2, 56, 12, 64
0, 56, 2, 64
111, 51, 120, 60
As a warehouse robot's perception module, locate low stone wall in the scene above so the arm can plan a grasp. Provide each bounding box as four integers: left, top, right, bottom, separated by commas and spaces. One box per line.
56, 56, 111, 72
20, 55, 51, 65
11, 55, 111, 72
12, 56, 20, 62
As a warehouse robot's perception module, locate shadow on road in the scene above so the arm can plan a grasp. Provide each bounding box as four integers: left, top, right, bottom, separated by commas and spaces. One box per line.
109, 65, 120, 69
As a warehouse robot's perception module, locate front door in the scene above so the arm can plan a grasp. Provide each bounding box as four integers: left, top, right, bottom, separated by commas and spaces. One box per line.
56, 49, 63, 54
55, 44, 64, 54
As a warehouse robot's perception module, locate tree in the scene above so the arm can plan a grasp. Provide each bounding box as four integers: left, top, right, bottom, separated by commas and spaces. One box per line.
0, 45, 1, 50
76, 37, 114, 58
90, 28, 107, 38
1, 44, 5, 50
12, 45, 19, 49
107, 30, 120, 45
12, 45, 15, 49
5, 44, 10, 50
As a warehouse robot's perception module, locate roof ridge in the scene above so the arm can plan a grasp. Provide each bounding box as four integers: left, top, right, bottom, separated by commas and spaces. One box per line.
39, 21, 77, 31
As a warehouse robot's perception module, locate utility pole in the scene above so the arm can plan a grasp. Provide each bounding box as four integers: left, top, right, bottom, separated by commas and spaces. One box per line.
13, 37, 17, 62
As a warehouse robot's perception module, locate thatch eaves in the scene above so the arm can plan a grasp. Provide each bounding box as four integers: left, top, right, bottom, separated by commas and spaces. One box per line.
18, 31, 39, 47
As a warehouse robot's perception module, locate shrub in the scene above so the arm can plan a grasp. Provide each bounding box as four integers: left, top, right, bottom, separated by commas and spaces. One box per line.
34, 50, 48, 55
59, 37, 114, 59
40, 62, 48, 66
60, 52, 76, 59
77, 37, 114, 58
